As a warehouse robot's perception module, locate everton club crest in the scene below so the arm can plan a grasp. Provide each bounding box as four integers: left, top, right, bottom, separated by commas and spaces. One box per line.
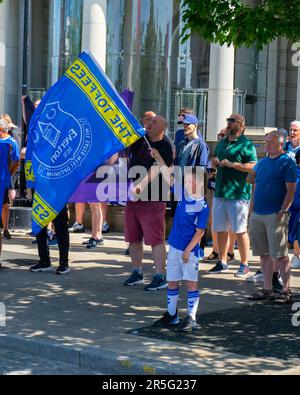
32, 102, 92, 179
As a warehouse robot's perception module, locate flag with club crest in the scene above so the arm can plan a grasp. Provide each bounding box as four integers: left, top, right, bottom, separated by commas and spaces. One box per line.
27, 52, 144, 234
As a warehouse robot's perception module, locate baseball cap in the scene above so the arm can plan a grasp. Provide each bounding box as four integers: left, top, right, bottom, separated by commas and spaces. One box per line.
182, 114, 199, 125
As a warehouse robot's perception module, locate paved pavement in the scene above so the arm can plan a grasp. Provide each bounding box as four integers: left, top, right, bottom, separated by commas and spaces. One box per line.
0, 230, 300, 375
0, 348, 103, 375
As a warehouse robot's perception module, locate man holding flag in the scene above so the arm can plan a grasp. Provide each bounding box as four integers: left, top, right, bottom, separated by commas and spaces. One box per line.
25, 52, 144, 272
124, 115, 173, 291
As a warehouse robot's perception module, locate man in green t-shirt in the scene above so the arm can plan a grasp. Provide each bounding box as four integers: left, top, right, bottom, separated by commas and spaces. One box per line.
208, 114, 257, 277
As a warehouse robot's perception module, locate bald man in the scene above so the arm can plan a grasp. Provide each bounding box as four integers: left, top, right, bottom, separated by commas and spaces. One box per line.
124, 113, 173, 291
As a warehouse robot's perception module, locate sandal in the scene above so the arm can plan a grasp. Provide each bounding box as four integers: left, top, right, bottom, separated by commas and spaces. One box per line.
204, 251, 219, 262
274, 290, 293, 304
248, 289, 273, 301
227, 252, 235, 262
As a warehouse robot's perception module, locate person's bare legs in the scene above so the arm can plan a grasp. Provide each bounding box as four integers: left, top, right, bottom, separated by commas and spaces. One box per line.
235, 231, 249, 265
1, 203, 9, 232
212, 231, 218, 254
261, 255, 275, 290
75, 202, 85, 224
277, 256, 291, 293
129, 242, 144, 270
216, 231, 230, 263
293, 240, 300, 257
101, 202, 108, 223
228, 231, 236, 256
152, 244, 166, 275
90, 203, 102, 240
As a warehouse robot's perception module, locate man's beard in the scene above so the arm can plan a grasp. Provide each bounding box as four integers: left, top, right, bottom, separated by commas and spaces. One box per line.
228, 126, 240, 137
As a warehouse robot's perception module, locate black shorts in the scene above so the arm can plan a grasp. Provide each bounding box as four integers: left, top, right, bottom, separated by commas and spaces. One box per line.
3, 189, 9, 205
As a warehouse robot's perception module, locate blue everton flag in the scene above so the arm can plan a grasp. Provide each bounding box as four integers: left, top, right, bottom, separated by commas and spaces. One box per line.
28, 51, 144, 234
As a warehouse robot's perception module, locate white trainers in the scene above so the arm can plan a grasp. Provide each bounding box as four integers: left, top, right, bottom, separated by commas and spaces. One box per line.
69, 222, 85, 233
291, 255, 300, 269
246, 269, 264, 283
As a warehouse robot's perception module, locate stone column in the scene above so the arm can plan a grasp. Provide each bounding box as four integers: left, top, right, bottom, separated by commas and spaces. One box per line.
207, 43, 235, 140
82, 0, 107, 71
0, 0, 7, 113
265, 40, 278, 127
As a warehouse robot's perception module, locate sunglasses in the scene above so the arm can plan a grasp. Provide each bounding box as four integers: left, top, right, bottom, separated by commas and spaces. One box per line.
226, 118, 243, 124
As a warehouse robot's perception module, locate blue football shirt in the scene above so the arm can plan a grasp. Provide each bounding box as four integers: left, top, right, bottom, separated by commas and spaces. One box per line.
168, 191, 210, 256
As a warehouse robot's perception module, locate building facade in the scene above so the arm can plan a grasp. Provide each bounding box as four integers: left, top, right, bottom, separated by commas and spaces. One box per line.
0, 0, 300, 140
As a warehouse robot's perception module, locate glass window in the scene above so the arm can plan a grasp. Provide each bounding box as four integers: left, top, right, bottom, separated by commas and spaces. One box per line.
106, 0, 210, 138
47, 0, 83, 87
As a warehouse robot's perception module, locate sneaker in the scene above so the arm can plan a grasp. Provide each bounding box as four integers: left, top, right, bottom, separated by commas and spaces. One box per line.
30, 262, 52, 272
153, 310, 180, 326
145, 275, 168, 291
86, 238, 104, 249
3, 229, 11, 239
69, 222, 85, 233
102, 222, 110, 234
246, 269, 264, 283
124, 248, 130, 256
235, 263, 250, 278
207, 261, 228, 273
124, 271, 144, 286
291, 255, 300, 269
272, 272, 283, 293
178, 315, 200, 332
48, 236, 58, 246
56, 265, 70, 275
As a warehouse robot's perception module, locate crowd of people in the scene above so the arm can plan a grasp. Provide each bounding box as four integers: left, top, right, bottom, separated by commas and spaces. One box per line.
1, 106, 300, 332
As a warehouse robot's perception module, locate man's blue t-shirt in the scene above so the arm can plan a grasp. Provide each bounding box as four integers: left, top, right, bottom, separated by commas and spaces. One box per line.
168, 192, 210, 256
253, 154, 297, 215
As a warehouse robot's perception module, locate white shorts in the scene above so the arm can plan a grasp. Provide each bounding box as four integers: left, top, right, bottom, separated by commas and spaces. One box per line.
166, 246, 199, 282
212, 197, 249, 233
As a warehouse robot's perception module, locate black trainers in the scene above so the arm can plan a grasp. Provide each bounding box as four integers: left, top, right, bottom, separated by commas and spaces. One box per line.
85, 238, 104, 249
207, 261, 228, 273
272, 272, 283, 293
153, 310, 180, 326
56, 265, 70, 275
30, 262, 52, 273
145, 275, 168, 291
3, 229, 11, 239
124, 271, 144, 286
178, 315, 200, 332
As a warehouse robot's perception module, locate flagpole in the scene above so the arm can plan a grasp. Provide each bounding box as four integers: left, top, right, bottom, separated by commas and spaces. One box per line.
142, 135, 161, 169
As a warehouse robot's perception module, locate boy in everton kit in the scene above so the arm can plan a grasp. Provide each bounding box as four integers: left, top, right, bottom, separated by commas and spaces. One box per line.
150, 148, 209, 332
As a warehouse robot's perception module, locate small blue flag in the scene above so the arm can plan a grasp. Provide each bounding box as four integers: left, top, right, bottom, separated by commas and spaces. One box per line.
28, 51, 144, 234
